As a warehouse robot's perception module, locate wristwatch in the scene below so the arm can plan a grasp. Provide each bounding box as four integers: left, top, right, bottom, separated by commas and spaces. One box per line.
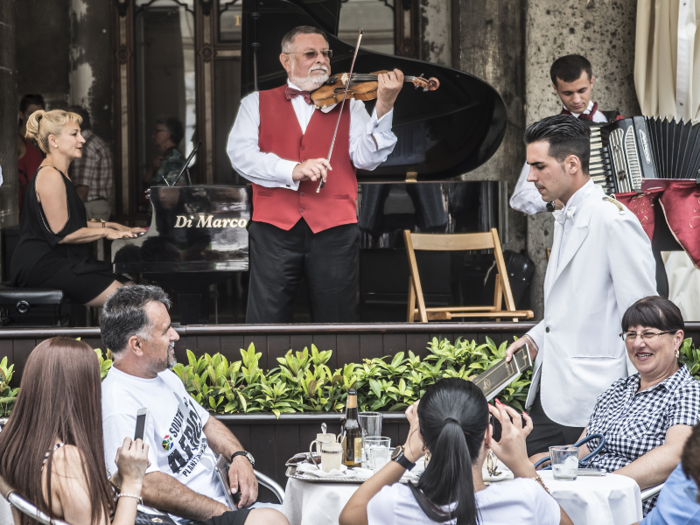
231, 450, 256, 468
391, 445, 415, 470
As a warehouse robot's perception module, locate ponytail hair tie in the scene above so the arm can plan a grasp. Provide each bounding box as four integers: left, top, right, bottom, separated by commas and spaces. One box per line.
444, 417, 460, 425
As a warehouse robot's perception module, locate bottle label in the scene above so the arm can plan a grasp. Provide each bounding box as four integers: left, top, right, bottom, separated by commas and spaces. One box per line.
354, 437, 362, 463
347, 395, 357, 409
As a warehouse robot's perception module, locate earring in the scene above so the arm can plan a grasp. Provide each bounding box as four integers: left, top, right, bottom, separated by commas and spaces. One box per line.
424, 450, 431, 466
54, 144, 58, 148
676, 348, 680, 359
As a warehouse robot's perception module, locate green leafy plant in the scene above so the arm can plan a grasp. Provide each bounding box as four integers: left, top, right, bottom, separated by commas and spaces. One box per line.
3, 337, 700, 419
0, 357, 19, 417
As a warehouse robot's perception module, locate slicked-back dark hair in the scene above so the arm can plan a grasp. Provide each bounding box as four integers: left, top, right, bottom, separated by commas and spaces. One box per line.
281, 25, 328, 53
621, 296, 684, 334
550, 54, 593, 85
415, 378, 489, 525
524, 114, 591, 173
100, 285, 171, 354
155, 115, 184, 145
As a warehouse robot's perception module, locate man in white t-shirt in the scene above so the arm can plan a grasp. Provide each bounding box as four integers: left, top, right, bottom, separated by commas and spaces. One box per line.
100, 285, 288, 525
510, 55, 622, 215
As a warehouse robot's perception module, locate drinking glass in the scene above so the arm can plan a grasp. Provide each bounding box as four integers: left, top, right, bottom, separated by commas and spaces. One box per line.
549, 446, 579, 481
365, 436, 391, 470
359, 412, 382, 466
370, 445, 392, 472
320, 441, 343, 473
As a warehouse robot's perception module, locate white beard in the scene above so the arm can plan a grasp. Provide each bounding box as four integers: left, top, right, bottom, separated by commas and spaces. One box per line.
290, 64, 329, 92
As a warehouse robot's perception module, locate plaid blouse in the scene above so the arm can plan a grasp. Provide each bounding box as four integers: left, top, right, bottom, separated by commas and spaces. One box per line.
585, 365, 700, 515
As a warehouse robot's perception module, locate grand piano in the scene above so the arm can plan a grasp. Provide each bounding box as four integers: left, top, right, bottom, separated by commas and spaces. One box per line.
112, 0, 509, 324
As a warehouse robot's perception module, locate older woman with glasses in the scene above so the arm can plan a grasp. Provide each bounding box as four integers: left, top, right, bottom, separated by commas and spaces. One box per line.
532, 295, 700, 515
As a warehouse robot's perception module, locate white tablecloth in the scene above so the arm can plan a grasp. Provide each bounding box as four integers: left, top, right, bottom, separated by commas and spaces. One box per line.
283, 471, 643, 525
539, 471, 642, 525
283, 477, 358, 525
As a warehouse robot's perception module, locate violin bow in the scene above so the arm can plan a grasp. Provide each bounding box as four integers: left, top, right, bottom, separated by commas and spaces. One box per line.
317, 29, 363, 193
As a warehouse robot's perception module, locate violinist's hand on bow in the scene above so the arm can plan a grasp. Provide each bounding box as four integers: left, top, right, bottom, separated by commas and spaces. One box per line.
376, 69, 404, 119
293, 158, 332, 184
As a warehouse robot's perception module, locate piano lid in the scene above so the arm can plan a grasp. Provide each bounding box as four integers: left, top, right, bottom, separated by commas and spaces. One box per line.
241, 0, 507, 183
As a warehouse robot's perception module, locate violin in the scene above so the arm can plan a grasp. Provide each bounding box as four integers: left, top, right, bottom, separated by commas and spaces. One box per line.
311, 71, 440, 109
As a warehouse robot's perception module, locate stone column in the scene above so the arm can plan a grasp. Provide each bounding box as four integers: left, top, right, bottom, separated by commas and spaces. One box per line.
0, 0, 18, 279
456, 0, 527, 253
524, 0, 639, 316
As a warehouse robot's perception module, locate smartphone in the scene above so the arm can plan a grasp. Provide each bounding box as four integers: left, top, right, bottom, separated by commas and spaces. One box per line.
134, 408, 149, 441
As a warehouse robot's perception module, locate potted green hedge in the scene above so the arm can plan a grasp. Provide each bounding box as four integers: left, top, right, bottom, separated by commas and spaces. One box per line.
1, 336, 699, 419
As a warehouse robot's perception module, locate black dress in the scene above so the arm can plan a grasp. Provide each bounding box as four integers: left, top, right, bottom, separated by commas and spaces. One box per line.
10, 166, 128, 304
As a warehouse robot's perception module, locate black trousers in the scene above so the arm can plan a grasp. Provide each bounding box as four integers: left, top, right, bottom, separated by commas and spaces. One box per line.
246, 219, 360, 323
525, 390, 586, 457
194, 508, 251, 525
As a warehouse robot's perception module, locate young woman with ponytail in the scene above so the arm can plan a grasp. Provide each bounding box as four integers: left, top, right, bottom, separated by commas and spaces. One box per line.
339, 378, 572, 525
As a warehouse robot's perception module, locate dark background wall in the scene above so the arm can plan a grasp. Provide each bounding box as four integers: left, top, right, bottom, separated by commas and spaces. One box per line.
15, 0, 71, 110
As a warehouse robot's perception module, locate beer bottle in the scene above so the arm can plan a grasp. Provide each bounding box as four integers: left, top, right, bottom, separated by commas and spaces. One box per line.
342, 389, 363, 467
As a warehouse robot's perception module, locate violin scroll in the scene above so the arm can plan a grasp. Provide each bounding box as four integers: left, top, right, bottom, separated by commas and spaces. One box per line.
411, 76, 440, 92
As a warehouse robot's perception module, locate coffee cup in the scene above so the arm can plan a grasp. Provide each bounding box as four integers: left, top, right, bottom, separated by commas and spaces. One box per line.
320, 441, 343, 473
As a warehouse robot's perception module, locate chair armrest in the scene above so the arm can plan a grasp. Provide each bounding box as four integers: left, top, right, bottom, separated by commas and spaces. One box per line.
254, 470, 285, 504
641, 483, 664, 502
7, 493, 70, 525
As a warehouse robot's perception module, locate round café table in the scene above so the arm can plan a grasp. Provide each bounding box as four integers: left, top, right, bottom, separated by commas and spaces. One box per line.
282, 470, 643, 525
537, 470, 642, 525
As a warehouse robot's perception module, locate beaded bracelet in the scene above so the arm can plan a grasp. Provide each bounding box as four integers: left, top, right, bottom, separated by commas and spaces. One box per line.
532, 474, 550, 494
117, 493, 143, 504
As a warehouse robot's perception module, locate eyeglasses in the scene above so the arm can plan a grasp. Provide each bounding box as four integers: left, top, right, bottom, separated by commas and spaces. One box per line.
287, 49, 333, 60
619, 331, 673, 342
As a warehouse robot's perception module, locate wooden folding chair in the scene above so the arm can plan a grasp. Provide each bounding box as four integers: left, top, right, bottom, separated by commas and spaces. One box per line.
404, 228, 534, 323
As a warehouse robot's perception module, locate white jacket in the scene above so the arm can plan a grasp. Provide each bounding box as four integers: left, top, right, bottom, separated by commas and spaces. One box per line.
525, 184, 657, 427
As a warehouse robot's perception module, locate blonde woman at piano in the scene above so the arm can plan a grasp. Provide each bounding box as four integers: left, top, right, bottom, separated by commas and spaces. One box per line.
510, 55, 622, 215
10, 110, 145, 307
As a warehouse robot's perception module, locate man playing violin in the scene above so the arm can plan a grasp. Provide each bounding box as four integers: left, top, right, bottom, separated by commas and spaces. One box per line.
227, 25, 404, 323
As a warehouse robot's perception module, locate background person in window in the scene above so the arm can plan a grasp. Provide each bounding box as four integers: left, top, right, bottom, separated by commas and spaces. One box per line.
530, 296, 700, 515
145, 116, 185, 187
339, 378, 573, 525
67, 105, 114, 221
11, 110, 144, 307
638, 421, 700, 525
0, 337, 150, 525
17, 93, 45, 221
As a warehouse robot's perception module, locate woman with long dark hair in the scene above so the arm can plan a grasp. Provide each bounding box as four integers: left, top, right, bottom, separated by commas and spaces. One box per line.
340, 378, 572, 525
0, 337, 149, 525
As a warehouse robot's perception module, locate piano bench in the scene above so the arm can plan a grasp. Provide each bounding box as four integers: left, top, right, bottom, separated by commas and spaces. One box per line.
0, 285, 66, 327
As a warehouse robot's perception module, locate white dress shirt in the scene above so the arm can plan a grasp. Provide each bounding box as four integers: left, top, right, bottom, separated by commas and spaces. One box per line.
551, 179, 595, 272
510, 101, 609, 215
227, 80, 398, 191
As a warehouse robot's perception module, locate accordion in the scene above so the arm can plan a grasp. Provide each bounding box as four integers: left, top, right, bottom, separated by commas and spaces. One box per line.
592, 116, 700, 269
590, 116, 700, 194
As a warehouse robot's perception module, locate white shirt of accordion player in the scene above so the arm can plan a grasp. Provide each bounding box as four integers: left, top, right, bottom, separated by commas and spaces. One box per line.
227, 80, 397, 191
510, 101, 608, 215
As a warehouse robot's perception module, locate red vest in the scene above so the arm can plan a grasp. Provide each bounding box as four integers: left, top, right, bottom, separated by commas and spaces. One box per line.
254, 85, 358, 233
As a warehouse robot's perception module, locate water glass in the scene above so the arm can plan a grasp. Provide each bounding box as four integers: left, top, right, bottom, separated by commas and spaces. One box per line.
549, 446, 579, 481
359, 412, 383, 438
365, 436, 391, 470
359, 413, 382, 466
370, 445, 392, 472
320, 441, 343, 473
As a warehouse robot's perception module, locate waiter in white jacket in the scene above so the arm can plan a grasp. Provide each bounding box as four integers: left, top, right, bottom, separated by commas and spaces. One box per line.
505, 115, 657, 456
